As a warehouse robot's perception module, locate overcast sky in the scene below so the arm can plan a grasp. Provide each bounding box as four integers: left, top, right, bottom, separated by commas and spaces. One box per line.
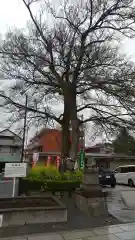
0, 0, 27, 33
0, 0, 135, 60
1, 0, 135, 144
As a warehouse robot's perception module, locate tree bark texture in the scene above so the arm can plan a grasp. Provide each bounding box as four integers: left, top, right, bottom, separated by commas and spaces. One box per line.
61, 113, 70, 158
70, 118, 80, 162
65, 82, 80, 161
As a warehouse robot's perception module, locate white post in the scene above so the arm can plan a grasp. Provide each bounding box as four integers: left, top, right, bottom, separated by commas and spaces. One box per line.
0, 214, 3, 228
12, 177, 16, 198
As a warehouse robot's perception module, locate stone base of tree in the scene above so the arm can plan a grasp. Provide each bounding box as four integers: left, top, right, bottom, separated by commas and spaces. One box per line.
75, 189, 108, 217
75, 169, 108, 217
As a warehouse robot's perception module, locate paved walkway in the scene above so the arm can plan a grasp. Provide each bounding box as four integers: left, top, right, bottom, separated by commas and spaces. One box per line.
121, 190, 135, 209
105, 186, 135, 223
2, 222, 135, 240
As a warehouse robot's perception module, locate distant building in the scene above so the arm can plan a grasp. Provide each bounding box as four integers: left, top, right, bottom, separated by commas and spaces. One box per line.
85, 142, 135, 169
85, 143, 113, 154
26, 128, 62, 164
0, 129, 22, 172
27, 128, 61, 153
26, 127, 84, 165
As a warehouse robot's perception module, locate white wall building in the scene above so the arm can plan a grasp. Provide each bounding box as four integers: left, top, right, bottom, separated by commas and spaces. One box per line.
0, 129, 22, 172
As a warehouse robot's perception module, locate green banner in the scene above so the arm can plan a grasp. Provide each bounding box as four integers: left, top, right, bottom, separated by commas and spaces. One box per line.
79, 150, 85, 169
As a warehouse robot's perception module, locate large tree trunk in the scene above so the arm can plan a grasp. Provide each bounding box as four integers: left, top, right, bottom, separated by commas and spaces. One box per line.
61, 82, 80, 167
61, 115, 70, 158
60, 116, 70, 172
60, 91, 71, 171
69, 84, 80, 162
70, 119, 80, 162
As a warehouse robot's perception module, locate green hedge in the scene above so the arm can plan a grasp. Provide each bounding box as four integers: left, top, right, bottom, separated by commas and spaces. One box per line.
19, 179, 81, 195
18, 166, 82, 195
26, 165, 83, 181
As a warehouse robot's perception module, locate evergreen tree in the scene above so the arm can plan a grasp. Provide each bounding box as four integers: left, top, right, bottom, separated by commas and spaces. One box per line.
113, 128, 135, 155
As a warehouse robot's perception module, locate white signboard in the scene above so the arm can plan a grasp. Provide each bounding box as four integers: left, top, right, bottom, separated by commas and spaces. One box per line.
0, 215, 3, 227
33, 152, 39, 163
4, 163, 27, 178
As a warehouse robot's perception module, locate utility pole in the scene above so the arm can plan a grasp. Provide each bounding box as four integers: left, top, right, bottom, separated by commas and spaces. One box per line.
20, 95, 28, 162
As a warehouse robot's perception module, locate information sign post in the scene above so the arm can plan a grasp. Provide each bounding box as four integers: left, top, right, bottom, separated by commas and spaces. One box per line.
4, 163, 27, 198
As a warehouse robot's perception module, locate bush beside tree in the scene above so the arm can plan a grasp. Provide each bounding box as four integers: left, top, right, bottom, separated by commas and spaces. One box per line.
19, 165, 82, 195
26, 165, 83, 181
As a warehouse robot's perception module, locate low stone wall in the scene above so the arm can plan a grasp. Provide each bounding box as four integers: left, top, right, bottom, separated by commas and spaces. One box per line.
76, 193, 108, 217
0, 196, 67, 227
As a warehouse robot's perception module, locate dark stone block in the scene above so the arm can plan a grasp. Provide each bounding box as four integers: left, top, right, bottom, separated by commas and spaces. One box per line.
76, 188, 108, 198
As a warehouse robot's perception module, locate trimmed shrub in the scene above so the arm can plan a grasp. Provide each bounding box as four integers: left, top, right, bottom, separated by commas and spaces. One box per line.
26, 165, 83, 182
27, 165, 60, 181
18, 166, 82, 195
19, 179, 81, 195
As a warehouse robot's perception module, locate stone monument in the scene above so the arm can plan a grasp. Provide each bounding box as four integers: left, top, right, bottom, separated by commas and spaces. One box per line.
75, 166, 108, 216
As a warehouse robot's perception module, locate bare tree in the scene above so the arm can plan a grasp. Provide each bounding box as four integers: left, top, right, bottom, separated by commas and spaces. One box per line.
1, 0, 135, 161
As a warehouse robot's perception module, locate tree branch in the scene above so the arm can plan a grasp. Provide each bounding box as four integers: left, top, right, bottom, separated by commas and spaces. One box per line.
0, 92, 62, 124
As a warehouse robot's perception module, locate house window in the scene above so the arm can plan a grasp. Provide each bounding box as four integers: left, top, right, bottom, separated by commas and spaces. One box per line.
10, 147, 18, 154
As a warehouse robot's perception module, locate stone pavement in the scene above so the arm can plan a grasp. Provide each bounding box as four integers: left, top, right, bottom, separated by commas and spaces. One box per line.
105, 186, 135, 223
121, 191, 135, 209
2, 222, 135, 240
